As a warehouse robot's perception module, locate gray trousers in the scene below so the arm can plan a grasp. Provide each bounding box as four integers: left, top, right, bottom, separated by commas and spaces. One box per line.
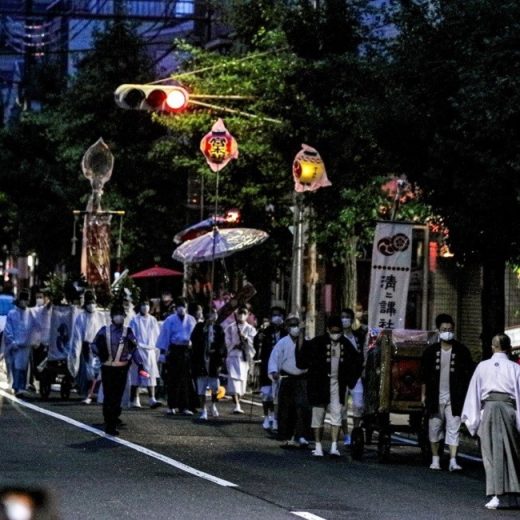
479, 393, 520, 496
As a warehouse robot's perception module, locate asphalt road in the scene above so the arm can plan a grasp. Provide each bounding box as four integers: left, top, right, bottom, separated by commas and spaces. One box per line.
1, 387, 519, 520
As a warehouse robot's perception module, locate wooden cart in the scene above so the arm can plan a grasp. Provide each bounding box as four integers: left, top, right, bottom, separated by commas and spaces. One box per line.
351, 329, 437, 463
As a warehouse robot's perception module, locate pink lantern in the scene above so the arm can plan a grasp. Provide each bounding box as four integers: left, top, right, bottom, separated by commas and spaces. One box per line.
200, 118, 238, 172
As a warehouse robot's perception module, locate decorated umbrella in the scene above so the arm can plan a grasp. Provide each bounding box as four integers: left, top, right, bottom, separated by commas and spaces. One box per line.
130, 265, 183, 278
172, 228, 268, 264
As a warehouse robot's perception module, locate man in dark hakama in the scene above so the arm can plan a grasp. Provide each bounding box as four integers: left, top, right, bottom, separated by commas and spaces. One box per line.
462, 334, 520, 509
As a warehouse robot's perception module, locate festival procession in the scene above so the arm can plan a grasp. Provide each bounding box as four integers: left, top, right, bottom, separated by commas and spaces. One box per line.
1, 2, 520, 519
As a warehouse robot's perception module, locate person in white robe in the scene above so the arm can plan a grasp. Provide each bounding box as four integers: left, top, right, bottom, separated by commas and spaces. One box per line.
224, 306, 256, 414
67, 290, 107, 401
461, 333, 520, 509
3, 290, 36, 396
129, 299, 161, 408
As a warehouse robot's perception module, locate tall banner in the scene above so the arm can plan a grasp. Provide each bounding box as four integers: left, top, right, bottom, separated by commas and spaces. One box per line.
368, 222, 413, 329
82, 213, 112, 295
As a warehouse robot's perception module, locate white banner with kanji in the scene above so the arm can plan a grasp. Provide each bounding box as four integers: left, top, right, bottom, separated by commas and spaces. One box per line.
368, 222, 413, 329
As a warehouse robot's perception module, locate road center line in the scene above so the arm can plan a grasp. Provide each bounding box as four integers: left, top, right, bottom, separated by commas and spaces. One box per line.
292, 512, 327, 520
0, 389, 238, 488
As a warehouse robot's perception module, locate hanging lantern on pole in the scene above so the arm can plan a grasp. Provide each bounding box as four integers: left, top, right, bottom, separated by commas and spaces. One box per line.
292, 143, 331, 192
199, 118, 239, 298
200, 118, 238, 172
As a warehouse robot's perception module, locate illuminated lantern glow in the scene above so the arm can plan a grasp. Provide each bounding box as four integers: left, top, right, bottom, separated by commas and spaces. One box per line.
292, 144, 331, 192
200, 118, 238, 172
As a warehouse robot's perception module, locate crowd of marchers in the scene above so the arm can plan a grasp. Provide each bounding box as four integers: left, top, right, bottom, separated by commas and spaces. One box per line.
0, 284, 519, 511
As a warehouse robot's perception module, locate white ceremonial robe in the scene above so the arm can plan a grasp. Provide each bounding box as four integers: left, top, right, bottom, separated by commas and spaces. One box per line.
461, 352, 520, 436
67, 310, 107, 377
224, 321, 256, 381
129, 313, 161, 386
268, 335, 307, 377
3, 307, 35, 372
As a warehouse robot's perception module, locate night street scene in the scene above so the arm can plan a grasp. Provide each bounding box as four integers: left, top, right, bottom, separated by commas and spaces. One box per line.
1, 1, 520, 519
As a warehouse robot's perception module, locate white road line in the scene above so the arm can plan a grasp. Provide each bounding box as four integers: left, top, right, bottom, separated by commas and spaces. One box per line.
392, 434, 483, 462
292, 512, 327, 520
0, 389, 238, 488
240, 397, 263, 407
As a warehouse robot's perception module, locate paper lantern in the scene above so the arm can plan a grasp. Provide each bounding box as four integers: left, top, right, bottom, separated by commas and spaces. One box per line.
200, 118, 238, 172
292, 144, 331, 192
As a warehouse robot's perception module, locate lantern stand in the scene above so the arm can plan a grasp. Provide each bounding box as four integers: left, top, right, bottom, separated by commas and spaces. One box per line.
199, 119, 239, 300
289, 144, 331, 335
289, 192, 305, 316
209, 167, 221, 297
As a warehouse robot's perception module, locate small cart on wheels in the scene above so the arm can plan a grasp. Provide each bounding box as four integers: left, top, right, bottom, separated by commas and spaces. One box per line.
350, 329, 437, 463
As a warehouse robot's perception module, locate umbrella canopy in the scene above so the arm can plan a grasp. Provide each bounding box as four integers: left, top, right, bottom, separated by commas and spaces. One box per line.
172, 228, 269, 264
130, 265, 183, 279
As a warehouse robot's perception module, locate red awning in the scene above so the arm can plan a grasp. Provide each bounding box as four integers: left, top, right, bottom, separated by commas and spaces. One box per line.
130, 265, 183, 279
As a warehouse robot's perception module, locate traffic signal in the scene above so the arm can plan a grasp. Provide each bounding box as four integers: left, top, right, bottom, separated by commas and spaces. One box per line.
114, 84, 189, 113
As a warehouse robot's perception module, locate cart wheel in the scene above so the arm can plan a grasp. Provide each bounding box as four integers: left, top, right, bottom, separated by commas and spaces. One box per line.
350, 427, 365, 460
377, 431, 391, 463
39, 375, 51, 400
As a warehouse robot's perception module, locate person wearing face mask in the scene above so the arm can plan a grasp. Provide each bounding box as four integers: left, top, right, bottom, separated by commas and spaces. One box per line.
92, 304, 144, 436
3, 289, 37, 396
156, 297, 197, 415
420, 313, 474, 471
122, 292, 136, 328
159, 291, 176, 321
340, 308, 366, 446
268, 314, 311, 448
67, 290, 107, 402
254, 306, 287, 430
224, 306, 257, 414
129, 298, 162, 408
296, 316, 363, 457
191, 308, 226, 420
27, 289, 52, 393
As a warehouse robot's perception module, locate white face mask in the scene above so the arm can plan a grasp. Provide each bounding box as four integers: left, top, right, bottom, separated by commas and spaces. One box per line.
36, 297, 45, 306
112, 315, 125, 325
341, 318, 352, 329
271, 315, 284, 326
329, 333, 342, 342
237, 313, 247, 323
85, 303, 96, 313
140, 304, 150, 315
289, 326, 300, 337
439, 331, 454, 342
